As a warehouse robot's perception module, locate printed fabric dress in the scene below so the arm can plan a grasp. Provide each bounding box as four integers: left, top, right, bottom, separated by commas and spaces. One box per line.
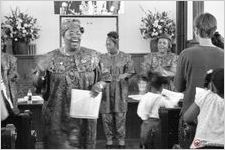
1, 53, 19, 110
99, 51, 135, 114
34, 47, 109, 149
141, 52, 178, 90
99, 51, 135, 145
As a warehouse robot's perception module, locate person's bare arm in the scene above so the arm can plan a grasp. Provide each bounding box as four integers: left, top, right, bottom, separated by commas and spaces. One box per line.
183, 102, 200, 123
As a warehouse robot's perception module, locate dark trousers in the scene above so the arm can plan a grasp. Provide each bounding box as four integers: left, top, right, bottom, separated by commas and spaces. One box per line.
178, 117, 196, 149
140, 118, 161, 149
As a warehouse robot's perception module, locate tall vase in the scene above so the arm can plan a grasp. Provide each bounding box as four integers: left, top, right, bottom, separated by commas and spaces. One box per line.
12, 41, 29, 55
150, 38, 158, 52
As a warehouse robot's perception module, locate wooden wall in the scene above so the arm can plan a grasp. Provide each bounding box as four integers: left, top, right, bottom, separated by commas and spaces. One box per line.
16, 55, 38, 98
15, 53, 147, 98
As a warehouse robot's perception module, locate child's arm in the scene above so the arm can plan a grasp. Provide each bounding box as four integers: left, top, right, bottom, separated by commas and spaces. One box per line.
184, 87, 209, 123
183, 102, 200, 123
137, 94, 149, 120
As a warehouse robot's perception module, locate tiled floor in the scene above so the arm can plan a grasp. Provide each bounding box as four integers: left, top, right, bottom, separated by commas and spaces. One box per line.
35, 139, 140, 149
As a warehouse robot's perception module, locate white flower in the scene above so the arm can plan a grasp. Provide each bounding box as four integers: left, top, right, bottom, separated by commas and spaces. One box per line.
14, 38, 18, 41
17, 25, 21, 30
22, 29, 26, 33
24, 23, 28, 27
153, 20, 159, 27
158, 25, 162, 29
152, 32, 158, 36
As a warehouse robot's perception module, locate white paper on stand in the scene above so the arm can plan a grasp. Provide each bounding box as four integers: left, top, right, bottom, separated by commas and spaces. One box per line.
70, 89, 102, 119
161, 89, 184, 106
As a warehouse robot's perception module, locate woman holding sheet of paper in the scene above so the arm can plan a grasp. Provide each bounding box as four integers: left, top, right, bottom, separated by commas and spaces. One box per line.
99, 31, 135, 149
33, 19, 110, 149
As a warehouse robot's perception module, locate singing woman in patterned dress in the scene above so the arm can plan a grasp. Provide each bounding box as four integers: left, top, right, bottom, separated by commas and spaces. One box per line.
141, 34, 178, 90
33, 19, 110, 149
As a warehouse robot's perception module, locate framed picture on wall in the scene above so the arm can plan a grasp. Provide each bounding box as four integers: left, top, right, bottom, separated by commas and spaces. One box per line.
59, 15, 118, 53
55, 1, 122, 15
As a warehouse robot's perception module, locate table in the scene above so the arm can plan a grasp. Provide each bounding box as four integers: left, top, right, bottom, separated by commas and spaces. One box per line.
17, 98, 142, 141
18, 100, 44, 142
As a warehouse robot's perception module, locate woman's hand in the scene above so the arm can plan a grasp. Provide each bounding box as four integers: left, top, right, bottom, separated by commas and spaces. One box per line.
90, 81, 106, 98
156, 66, 175, 77
119, 73, 130, 80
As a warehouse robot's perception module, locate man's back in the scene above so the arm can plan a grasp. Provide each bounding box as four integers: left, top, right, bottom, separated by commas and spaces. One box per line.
175, 46, 224, 114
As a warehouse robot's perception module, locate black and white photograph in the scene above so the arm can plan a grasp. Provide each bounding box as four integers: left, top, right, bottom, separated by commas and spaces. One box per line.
1, 1, 224, 149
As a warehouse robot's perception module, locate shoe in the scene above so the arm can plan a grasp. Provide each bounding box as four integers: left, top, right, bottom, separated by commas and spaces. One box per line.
118, 145, 126, 149
106, 144, 113, 149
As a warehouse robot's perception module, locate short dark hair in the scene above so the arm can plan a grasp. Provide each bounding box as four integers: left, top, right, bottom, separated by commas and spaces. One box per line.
204, 68, 224, 95
107, 31, 119, 40
194, 13, 217, 38
147, 71, 169, 91
107, 31, 119, 45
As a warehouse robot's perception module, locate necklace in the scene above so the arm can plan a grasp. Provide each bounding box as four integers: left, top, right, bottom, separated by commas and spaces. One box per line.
61, 47, 80, 56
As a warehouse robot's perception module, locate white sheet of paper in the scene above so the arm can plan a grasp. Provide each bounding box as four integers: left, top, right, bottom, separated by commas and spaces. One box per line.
161, 89, 184, 105
128, 95, 144, 101
70, 89, 102, 119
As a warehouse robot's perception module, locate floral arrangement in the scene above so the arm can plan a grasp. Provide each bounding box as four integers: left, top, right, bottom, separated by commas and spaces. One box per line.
140, 10, 176, 40
1, 7, 40, 43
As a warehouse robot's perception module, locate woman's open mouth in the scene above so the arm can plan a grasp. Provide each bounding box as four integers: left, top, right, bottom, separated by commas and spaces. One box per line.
70, 39, 80, 46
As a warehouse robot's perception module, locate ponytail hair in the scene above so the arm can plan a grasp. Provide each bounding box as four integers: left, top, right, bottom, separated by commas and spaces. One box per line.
204, 68, 224, 95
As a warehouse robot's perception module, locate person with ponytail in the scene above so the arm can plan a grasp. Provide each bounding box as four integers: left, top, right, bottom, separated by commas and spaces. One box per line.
184, 68, 224, 149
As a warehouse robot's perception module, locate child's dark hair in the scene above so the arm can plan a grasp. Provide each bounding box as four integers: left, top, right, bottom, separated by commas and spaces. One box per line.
211, 31, 224, 49
147, 71, 169, 91
204, 68, 224, 95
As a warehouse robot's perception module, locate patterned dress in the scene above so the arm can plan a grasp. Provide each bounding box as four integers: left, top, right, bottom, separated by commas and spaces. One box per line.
99, 51, 135, 145
34, 47, 109, 149
1, 53, 19, 110
141, 52, 178, 90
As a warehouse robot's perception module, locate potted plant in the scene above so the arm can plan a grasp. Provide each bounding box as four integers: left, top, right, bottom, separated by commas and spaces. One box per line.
2, 7, 40, 55
140, 10, 176, 52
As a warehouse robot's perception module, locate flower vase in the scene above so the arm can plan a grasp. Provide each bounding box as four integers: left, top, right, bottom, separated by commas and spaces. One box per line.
12, 41, 29, 55
150, 38, 158, 52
